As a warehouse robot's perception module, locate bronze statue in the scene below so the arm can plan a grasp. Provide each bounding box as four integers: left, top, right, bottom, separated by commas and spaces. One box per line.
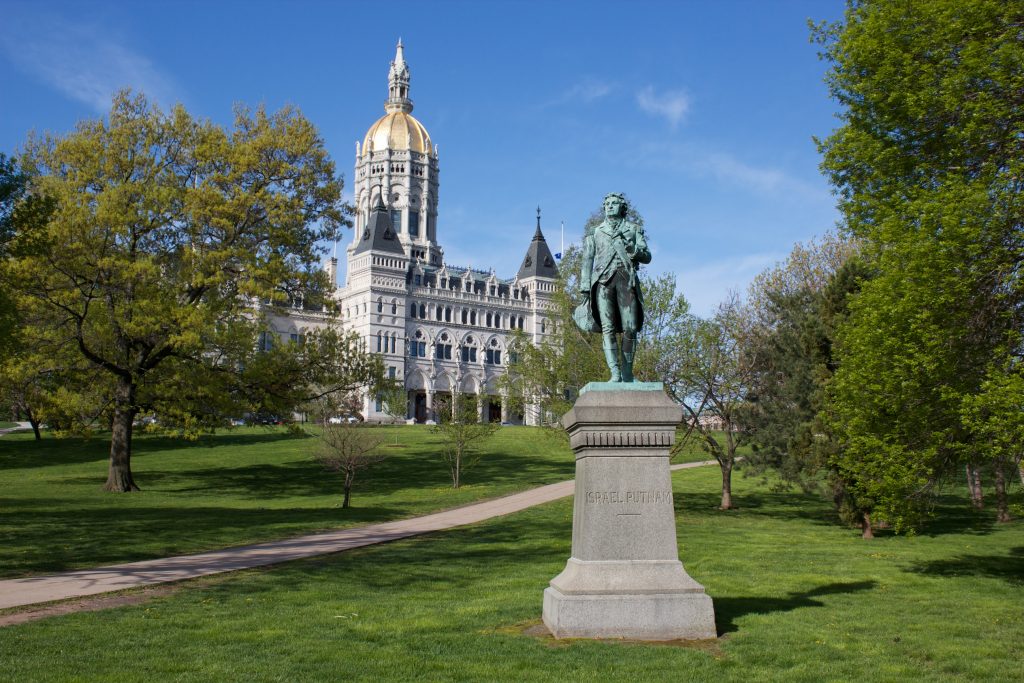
574, 192, 651, 382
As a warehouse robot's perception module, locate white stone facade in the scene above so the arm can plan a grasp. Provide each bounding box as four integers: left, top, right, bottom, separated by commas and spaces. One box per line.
266, 42, 558, 424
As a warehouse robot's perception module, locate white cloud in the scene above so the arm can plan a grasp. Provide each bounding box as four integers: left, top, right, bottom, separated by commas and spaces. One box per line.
636, 85, 690, 128
541, 77, 615, 108
0, 14, 179, 112
697, 152, 814, 197
629, 140, 829, 203
565, 78, 614, 103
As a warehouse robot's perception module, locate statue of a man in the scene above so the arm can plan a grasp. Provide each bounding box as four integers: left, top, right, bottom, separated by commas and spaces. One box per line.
576, 192, 651, 382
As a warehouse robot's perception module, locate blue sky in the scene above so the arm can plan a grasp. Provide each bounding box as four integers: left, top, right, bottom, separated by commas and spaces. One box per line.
0, 0, 846, 315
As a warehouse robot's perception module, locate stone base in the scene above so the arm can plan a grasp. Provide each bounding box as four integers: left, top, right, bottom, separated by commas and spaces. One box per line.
543, 386, 716, 641
543, 585, 716, 641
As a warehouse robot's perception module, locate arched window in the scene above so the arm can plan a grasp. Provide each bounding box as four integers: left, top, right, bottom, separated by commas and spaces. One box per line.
445, 307, 452, 323
461, 309, 468, 325
541, 319, 546, 334
485, 338, 502, 365
435, 332, 452, 360
518, 316, 524, 330
435, 306, 442, 321
391, 300, 397, 315
410, 330, 427, 358
377, 298, 383, 313
390, 333, 397, 353
411, 303, 417, 319
419, 304, 426, 318
470, 311, 477, 326
376, 332, 383, 353
486, 312, 492, 327
461, 335, 478, 363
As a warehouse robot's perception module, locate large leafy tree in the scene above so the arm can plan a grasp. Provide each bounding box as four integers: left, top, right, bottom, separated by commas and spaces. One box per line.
816, 1, 1024, 530
4, 91, 359, 491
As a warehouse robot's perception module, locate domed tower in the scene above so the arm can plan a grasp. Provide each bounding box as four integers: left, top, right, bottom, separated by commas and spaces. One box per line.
352, 40, 442, 267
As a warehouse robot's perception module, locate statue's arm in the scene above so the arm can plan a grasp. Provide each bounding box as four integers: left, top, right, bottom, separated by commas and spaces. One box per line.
580, 233, 595, 293
633, 226, 651, 265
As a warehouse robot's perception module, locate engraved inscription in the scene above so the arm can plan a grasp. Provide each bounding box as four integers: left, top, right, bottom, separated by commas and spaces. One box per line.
584, 490, 673, 505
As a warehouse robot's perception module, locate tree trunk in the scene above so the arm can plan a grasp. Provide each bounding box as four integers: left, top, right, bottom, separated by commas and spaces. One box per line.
994, 458, 1011, 524
26, 407, 41, 441
452, 450, 461, 489
103, 378, 139, 492
966, 462, 984, 510
343, 471, 353, 509
861, 511, 874, 539
719, 460, 733, 510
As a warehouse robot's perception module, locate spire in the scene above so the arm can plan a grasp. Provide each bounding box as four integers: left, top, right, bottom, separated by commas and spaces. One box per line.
518, 208, 559, 280
386, 39, 413, 114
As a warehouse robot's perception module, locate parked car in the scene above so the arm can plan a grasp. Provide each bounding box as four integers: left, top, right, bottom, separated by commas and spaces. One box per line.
328, 414, 362, 424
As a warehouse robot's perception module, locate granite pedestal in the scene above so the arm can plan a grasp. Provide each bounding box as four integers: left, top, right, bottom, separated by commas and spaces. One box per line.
542, 382, 716, 640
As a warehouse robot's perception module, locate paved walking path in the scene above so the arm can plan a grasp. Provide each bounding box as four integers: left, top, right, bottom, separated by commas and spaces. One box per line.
0, 460, 717, 610
0, 422, 31, 437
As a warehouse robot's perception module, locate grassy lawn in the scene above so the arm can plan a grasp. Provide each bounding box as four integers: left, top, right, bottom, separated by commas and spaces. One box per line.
0, 466, 1020, 682
0, 425, 716, 578
0, 422, 19, 430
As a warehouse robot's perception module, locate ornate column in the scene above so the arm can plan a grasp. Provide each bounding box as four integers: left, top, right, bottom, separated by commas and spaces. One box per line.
425, 389, 435, 425
500, 389, 510, 424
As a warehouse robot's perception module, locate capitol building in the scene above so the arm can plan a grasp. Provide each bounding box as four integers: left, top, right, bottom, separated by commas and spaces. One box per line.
269, 42, 559, 424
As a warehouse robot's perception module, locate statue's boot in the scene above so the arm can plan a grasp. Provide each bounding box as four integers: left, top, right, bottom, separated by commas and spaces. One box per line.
603, 335, 622, 382
621, 333, 636, 382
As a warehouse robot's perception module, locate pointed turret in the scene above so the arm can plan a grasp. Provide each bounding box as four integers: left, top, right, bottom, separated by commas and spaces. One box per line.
517, 207, 559, 280
386, 39, 413, 114
354, 190, 405, 255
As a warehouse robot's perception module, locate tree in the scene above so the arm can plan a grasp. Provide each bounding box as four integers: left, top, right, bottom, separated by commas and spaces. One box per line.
431, 393, 499, 488
815, 1, 1024, 531
0, 153, 53, 358
315, 416, 387, 509
378, 378, 408, 425
3, 91, 356, 491
959, 362, 1024, 524
741, 234, 873, 530
667, 294, 754, 510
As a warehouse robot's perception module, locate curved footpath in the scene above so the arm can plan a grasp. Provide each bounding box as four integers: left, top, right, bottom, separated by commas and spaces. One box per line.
0, 460, 717, 611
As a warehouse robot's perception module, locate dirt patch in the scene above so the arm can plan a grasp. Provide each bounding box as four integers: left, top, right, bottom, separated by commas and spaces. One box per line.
502, 619, 727, 656
0, 586, 178, 627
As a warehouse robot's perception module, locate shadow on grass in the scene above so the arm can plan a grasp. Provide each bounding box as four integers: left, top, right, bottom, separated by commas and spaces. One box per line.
0, 430, 311, 472
714, 580, 877, 636
127, 445, 574, 500
913, 492, 999, 537
908, 546, 1024, 585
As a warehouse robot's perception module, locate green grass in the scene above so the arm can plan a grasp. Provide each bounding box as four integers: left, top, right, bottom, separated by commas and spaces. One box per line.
0, 425, 714, 578
0, 422, 18, 430
1, 466, 1020, 682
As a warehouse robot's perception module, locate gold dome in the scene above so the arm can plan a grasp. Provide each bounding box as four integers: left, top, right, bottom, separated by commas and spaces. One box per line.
362, 111, 433, 155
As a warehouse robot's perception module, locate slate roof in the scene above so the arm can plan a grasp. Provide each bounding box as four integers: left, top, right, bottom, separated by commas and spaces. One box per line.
353, 194, 405, 256
516, 213, 559, 280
